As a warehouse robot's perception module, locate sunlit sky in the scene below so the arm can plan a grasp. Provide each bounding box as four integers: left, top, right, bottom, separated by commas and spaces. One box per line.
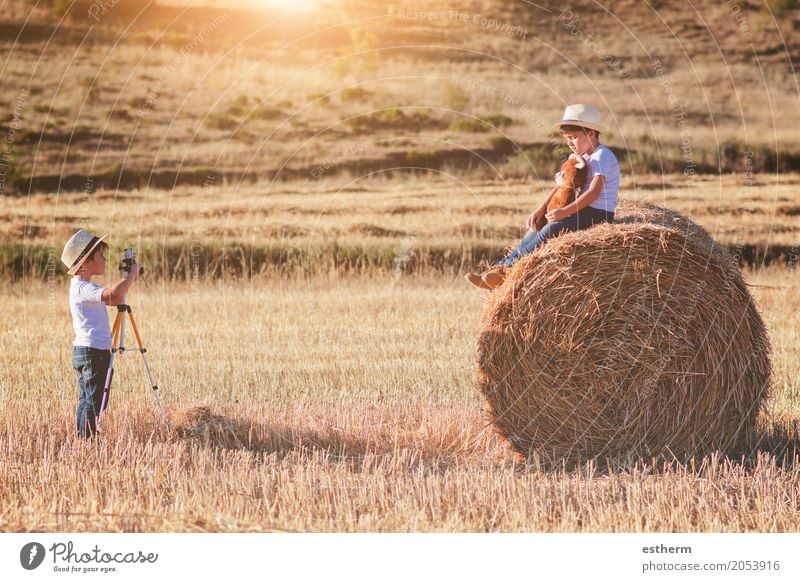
166, 0, 320, 10
254, 0, 318, 10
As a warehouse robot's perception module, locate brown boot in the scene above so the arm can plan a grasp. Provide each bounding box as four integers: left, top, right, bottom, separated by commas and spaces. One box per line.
464, 272, 493, 290
482, 266, 508, 289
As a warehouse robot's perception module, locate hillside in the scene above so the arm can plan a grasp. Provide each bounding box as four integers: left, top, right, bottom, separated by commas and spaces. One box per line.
2, 0, 799, 194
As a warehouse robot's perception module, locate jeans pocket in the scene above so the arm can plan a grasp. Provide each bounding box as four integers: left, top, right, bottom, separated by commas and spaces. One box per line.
73, 348, 89, 370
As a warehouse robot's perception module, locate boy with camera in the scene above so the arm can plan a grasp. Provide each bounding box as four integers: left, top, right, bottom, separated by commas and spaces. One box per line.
61, 230, 140, 437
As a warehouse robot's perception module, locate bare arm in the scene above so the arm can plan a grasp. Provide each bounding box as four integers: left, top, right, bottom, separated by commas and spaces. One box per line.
527, 185, 559, 229
102, 263, 140, 306
548, 175, 605, 219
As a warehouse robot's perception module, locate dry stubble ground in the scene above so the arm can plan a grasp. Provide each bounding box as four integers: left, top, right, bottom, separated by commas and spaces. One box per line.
1, 263, 799, 532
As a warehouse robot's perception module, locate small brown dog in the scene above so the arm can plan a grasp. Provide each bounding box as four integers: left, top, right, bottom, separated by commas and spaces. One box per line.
533, 153, 589, 230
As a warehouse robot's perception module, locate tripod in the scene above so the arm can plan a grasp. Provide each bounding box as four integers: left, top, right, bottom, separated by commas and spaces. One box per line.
96, 299, 168, 433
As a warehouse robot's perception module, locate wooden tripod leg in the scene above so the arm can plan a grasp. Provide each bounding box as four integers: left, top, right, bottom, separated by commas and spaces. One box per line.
127, 310, 169, 427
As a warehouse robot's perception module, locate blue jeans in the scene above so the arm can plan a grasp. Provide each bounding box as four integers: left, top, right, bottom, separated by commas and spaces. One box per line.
72, 346, 111, 438
498, 207, 615, 267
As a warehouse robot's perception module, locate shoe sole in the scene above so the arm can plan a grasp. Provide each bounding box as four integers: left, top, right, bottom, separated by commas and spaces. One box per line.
464, 273, 493, 290
482, 273, 506, 289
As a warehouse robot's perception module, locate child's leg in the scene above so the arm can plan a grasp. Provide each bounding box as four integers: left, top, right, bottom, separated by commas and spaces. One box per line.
497, 228, 540, 267
73, 347, 111, 438
498, 208, 612, 267
465, 230, 538, 288
497, 222, 569, 267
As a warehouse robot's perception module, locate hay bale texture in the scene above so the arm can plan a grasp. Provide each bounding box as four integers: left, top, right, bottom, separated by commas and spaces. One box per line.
477, 200, 771, 463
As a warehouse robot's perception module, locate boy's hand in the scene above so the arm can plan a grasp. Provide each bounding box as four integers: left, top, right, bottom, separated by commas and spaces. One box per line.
104, 263, 141, 305
127, 263, 141, 280
527, 207, 547, 230
546, 208, 569, 222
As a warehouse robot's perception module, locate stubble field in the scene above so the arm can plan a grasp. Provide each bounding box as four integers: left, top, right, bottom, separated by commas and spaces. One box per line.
1, 260, 799, 532
5, 173, 800, 282
2, 0, 800, 535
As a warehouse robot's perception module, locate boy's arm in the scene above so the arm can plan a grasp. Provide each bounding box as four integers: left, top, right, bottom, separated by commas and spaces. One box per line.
102, 263, 141, 306
527, 185, 559, 229
547, 175, 604, 220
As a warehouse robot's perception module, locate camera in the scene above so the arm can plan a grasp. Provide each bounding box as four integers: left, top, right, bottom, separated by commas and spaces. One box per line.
118, 247, 144, 277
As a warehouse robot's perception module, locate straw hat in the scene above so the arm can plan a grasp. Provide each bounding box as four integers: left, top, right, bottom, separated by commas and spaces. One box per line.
554, 104, 604, 133
61, 229, 107, 275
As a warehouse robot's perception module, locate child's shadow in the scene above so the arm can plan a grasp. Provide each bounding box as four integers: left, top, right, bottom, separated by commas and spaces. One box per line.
157, 405, 503, 468
170, 407, 382, 459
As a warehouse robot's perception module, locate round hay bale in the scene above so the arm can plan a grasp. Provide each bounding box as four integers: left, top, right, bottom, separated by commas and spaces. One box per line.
477, 211, 771, 464
614, 199, 735, 268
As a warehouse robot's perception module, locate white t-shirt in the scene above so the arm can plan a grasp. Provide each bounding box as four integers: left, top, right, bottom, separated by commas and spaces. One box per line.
70, 278, 111, 350
580, 143, 621, 213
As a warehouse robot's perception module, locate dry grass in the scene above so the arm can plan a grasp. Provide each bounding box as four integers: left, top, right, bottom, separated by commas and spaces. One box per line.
4, 173, 800, 263
1, 265, 799, 532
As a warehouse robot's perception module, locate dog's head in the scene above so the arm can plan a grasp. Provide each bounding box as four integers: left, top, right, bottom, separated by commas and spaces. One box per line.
560, 154, 589, 192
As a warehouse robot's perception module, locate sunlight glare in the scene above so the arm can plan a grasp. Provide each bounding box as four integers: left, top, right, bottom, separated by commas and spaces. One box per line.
256, 0, 318, 12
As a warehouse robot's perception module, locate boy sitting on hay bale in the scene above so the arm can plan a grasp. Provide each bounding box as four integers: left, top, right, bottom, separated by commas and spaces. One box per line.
466, 104, 621, 290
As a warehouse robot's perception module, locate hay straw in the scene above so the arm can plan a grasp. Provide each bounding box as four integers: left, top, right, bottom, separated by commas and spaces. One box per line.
477, 202, 771, 464
615, 199, 737, 269
168, 405, 250, 449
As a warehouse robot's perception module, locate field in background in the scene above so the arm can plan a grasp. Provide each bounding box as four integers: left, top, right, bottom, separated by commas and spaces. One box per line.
4, 0, 799, 276
1, 265, 798, 532
2, 0, 800, 195
2, 173, 799, 281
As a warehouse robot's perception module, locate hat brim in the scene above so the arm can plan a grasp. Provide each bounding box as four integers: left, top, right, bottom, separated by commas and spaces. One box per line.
554, 120, 604, 132
67, 235, 107, 275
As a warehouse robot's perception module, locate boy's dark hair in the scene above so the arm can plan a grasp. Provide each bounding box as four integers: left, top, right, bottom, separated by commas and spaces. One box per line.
87, 241, 108, 261
560, 125, 600, 138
